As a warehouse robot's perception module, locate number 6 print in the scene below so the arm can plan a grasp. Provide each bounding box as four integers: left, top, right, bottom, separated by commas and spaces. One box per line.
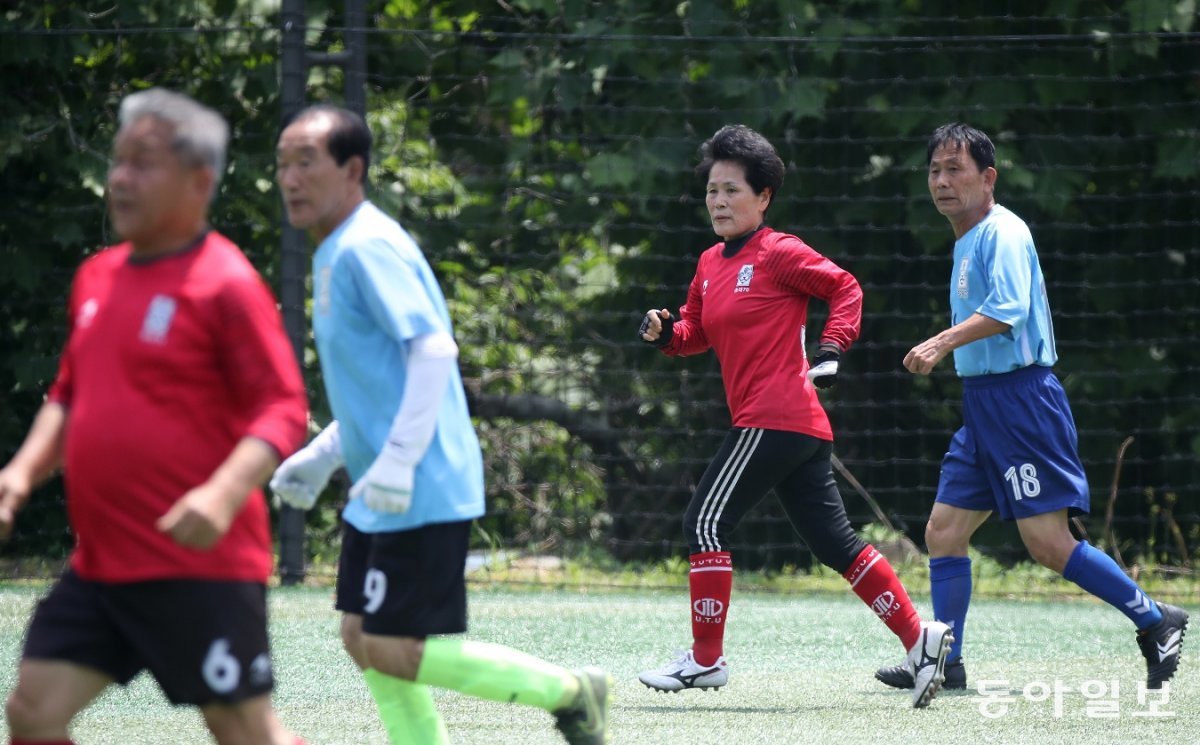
202, 638, 241, 694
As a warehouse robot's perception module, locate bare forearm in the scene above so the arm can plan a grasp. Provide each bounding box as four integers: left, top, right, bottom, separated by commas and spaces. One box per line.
936, 313, 1010, 352
904, 313, 1010, 375
207, 437, 280, 512
156, 436, 280, 550
8, 402, 68, 486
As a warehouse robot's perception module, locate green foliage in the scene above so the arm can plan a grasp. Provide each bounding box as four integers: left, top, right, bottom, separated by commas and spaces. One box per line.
0, 0, 284, 554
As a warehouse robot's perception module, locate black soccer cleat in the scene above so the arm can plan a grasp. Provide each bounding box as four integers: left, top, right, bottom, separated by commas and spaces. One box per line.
875, 657, 967, 691
1137, 602, 1188, 690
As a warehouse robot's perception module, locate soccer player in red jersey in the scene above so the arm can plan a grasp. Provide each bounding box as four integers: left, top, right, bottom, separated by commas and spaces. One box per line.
636, 124, 952, 708
0, 89, 309, 745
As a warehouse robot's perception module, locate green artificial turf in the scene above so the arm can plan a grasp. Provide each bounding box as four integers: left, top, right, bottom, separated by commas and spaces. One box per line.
0, 585, 1193, 744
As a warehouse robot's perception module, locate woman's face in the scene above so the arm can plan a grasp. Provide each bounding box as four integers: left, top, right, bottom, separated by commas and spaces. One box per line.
705, 159, 770, 239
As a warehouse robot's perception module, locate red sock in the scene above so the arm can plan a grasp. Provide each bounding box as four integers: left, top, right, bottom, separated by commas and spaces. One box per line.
843, 544, 922, 650
689, 551, 732, 666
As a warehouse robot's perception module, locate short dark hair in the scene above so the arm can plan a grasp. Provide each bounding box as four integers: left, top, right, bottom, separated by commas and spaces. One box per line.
695, 124, 785, 209
285, 104, 372, 183
926, 122, 995, 171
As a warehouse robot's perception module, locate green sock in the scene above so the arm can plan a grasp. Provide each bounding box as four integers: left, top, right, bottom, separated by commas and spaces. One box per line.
416, 637, 579, 712
362, 668, 450, 745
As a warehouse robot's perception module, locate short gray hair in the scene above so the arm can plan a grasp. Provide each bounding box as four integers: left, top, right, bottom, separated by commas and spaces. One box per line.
118, 88, 229, 196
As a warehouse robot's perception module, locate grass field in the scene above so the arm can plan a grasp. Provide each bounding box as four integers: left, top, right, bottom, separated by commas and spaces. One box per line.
0, 583, 1193, 744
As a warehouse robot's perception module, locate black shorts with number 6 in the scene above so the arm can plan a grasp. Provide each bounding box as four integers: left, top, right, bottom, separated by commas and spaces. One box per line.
335, 520, 470, 637
22, 570, 275, 706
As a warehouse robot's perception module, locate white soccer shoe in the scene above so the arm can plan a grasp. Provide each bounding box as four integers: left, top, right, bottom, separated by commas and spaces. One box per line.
638, 649, 729, 692
906, 621, 953, 708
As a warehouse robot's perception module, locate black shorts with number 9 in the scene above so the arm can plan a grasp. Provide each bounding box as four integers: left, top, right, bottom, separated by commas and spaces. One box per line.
22, 570, 275, 706
335, 520, 470, 637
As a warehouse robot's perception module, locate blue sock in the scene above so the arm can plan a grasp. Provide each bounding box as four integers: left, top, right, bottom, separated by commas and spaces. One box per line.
929, 556, 972, 663
1062, 541, 1162, 630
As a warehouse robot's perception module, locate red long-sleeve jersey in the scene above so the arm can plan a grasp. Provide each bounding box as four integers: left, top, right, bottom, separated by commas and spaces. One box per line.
660, 228, 862, 440
47, 232, 307, 583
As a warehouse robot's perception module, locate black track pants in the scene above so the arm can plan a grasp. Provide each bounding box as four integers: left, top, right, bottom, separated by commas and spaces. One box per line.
683, 427, 866, 573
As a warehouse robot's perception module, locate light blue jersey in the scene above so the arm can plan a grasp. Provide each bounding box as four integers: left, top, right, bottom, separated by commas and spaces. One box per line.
949, 204, 1058, 377
312, 201, 484, 532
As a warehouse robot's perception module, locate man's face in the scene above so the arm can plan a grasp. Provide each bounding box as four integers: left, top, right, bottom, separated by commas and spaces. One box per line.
705, 160, 770, 240
107, 116, 205, 249
275, 114, 358, 238
927, 141, 995, 220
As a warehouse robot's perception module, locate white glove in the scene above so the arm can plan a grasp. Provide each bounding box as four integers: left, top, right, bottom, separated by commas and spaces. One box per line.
805, 345, 841, 390
349, 448, 414, 513
269, 422, 343, 510
346, 332, 457, 514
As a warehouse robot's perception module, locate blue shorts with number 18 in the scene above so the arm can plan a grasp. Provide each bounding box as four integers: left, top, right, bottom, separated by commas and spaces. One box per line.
935, 364, 1090, 521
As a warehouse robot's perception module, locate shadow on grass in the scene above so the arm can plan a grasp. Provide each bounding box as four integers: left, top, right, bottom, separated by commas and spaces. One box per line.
624, 702, 838, 714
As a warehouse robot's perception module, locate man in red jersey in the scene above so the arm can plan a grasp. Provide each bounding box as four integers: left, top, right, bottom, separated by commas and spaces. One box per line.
0, 89, 309, 745
635, 124, 952, 709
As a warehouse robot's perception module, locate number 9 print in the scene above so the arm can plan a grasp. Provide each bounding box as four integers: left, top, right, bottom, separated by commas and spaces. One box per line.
364, 568, 388, 614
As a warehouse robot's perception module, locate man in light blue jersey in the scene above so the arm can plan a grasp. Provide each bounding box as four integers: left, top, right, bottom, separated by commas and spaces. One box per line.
269, 104, 611, 745
874, 122, 1186, 693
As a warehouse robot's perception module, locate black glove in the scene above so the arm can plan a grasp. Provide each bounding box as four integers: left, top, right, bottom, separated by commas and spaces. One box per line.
807, 344, 841, 389
638, 310, 674, 348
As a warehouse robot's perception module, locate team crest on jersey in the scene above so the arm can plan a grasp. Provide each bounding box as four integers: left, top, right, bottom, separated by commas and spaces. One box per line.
956, 257, 970, 298
735, 264, 754, 293
702, 279, 709, 295
317, 266, 332, 315
77, 298, 99, 329
139, 295, 176, 344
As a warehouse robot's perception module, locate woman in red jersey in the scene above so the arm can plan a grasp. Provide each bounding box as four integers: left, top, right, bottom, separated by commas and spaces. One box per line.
635, 124, 951, 709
